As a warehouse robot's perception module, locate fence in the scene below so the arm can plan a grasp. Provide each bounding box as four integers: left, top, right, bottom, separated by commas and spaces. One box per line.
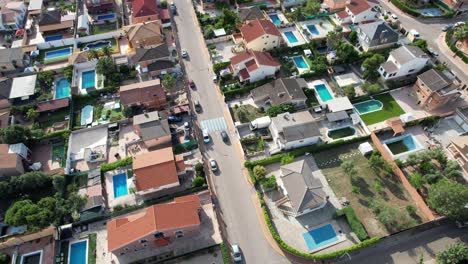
370, 132, 436, 221
36, 30, 123, 50
205, 35, 232, 44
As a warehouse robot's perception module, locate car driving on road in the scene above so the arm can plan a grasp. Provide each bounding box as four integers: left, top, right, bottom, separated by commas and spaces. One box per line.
181, 49, 188, 58
209, 159, 218, 172
202, 129, 210, 143
442, 24, 454, 31
221, 130, 228, 143
232, 244, 242, 262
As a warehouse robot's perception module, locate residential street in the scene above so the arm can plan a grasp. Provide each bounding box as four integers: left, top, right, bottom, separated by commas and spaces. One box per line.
172, 0, 291, 263
377, 0, 468, 84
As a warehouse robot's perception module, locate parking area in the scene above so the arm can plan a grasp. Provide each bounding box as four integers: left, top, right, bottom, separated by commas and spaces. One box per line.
211, 40, 237, 63
430, 117, 466, 147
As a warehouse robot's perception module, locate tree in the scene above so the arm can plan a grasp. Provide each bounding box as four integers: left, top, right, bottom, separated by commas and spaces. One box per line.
303, 0, 320, 16
290, 7, 304, 21
37, 71, 55, 91
362, 54, 385, 81
96, 57, 120, 87
326, 30, 342, 50
162, 74, 176, 90
0, 125, 32, 144
336, 42, 359, 63
411, 39, 428, 52
453, 24, 468, 43
87, 49, 99, 60
361, 83, 381, 94
52, 175, 66, 196
26, 108, 39, 120
369, 153, 393, 176
348, 31, 358, 45
260, 176, 277, 189
409, 173, 424, 190
427, 179, 468, 221
343, 85, 356, 98
266, 104, 294, 117
436, 242, 468, 264
192, 176, 205, 187
63, 65, 73, 82
253, 165, 266, 181
280, 154, 294, 165
101, 46, 113, 57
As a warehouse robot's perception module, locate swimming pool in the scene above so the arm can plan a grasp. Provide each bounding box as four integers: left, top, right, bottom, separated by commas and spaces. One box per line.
45, 47, 72, 60
45, 35, 63, 42
269, 14, 281, 25
69, 240, 88, 264
284, 31, 298, 44
81, 105, 94, 126
307, 24, 320, 35
314, 84, 333, 102
81, 70, 96, 89
383, 134, 423, 157
353, 100, 383, 115
83, 41, 111, 51
292, 56, 309, 69
328, 126, 356, 140
55, 78, 70, 99
113, 173, 129, 198
417, 8, 442, 17
96, 13, 115, 21
303, 224, 339, 251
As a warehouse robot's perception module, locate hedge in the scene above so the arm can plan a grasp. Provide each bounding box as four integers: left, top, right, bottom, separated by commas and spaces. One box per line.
37, 129, 71, 141
100, 157, 133, 172
390, 0, 420, 17
245, 136, 370, 168
213, 62, 231, 74
220, 243, 230, 264
335, 206, 369, 241
445, 29, 468, 64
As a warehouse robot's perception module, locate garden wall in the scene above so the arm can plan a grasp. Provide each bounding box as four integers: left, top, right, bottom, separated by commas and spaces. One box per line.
370, 132, 435, 221
205, 35, 232, 44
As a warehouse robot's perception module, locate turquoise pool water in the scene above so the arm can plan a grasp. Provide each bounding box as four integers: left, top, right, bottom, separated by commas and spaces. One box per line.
383, 134, 422, 156
303, 224, 338, 250
69, 240, 87, 264
314, 84, 333, 102
55, 78, 70, 99
353, 100, 383, 115
83, 41, 111, 51
284, 31, 298, 43
292, 56, 308, 69
45, 48, 71, 59
307, 24, 320, 35
269, 14, 281, 25
81, 70, 96, 89
113, 173, 128, 198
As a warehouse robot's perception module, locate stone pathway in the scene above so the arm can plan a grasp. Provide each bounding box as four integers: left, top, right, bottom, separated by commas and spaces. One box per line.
317, 150, 361, 167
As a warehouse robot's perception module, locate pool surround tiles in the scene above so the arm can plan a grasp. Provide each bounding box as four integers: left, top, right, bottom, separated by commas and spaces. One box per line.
383, 134, 424, 159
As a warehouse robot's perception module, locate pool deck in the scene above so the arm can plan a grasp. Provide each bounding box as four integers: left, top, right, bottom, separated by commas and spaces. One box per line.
105, 167, 138, 208
307, 79, 335, 105
297, 18, 334, 40
279, 27, 307, 47
377, 126, 430, 160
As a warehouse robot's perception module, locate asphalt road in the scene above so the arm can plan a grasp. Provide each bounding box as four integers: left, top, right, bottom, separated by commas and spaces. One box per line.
377, 0, 468, 84
172, 1, 291, 263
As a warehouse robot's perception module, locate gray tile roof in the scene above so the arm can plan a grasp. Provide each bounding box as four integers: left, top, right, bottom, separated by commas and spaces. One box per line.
0, 78, 12, 100
238, 6, 265, 21
272, 111, 321, 142
132, 44, 170, 63
0, 48, 23, 64
250, 78, 307, 106
139, 119, 170, 141
418, 69, 452, 91
381, 60, 398, 73
358, 21, 398, 47
38, 9, 61, 25
147, 60, 175, 72
391, 45, 427, 65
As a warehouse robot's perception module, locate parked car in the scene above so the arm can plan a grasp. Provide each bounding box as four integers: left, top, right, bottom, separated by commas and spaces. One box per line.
184, 122, 190, 131
232, 244, 242, 262
194, 101, 202, 113
170, 3, 177, 14
220, 130, 228, 143
188, 79, 195, 89
203, 129, 210, 143
209, 159, 218, 172
454, 21, 465, 27
168, 115, 182, 123
442, 24, 454, 31
428, 48, 439, 57
181, 49, 188, 58
391, 14, 398, 20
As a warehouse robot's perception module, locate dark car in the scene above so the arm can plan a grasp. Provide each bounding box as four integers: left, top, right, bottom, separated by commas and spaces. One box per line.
194, 101, 202, 113
188, 80, 195, 89
221, 130, 228, 143
168, 115, 183, 123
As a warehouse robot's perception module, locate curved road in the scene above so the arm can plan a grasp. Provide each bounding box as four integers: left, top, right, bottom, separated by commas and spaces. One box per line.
172, 0, 292, 263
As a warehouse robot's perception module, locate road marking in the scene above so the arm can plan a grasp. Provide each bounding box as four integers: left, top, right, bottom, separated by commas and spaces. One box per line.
201, 117, 228, 133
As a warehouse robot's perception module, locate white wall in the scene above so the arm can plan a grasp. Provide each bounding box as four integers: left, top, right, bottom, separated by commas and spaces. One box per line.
284, 136, 319, 150
37, 30, 123, 50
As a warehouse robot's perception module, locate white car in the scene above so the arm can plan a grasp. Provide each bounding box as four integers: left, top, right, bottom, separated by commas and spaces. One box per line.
232, 244, 242, 262
391, 14, 398, 20
181, 49, 188, 58
454, 21, 465, 27
209, 159, 218, 172
202, 129, 210, 143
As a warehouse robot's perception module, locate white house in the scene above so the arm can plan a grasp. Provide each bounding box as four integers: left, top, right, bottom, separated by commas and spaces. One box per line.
239, 19, 282, 52
378, 45, 430, 80
269, 111, 322, 153
230, 50, 280, 83
335, 0, 377, 25
0, 1, 26, 31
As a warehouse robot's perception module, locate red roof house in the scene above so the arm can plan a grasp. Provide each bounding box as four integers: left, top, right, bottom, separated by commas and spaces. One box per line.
132, 0, 159, 24
239, 19, 282, 51
230, 50, 280, 83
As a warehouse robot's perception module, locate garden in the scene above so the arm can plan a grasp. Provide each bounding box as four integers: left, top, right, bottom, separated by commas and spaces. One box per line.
91, 21, 118, 35
232, 104, 265, 123
240, 135, 266, 156
356, 94, 405, 125
196, 9, 240, 39
314, 142, 426, 237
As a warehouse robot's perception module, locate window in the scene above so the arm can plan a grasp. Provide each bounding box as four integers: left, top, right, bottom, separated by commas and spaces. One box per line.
175, 230, 184, 238
383, 72, 387, 77
140, 239, 147, 243
154, 232, 164, 239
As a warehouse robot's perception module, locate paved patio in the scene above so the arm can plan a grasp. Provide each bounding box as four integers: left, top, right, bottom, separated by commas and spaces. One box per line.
108, 124, 149, 163
31, 143, 63, 174
390, 87, 431, 120
212, 40, 236, 63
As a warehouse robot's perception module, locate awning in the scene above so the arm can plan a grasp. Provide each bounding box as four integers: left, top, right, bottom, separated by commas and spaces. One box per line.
386, 117, 405, 134
327, 97, 353, 112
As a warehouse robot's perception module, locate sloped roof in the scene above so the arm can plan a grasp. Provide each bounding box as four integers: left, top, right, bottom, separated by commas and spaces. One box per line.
230, 50, 280, 67
38, 9, 61, 25
238, 6, 265, 21
124, 21, 162, 44
133, 0, 159, 18
9, 75, 37, 99
347, 0, 371, 15
417, 69, 453, 91
358, 21, 398, 43
250, 78, 307, 105
272, 111, 321, 142
391, 45, 427, 65
37, 98, 69, 112
240, 19, 281, 43
132, 44, 170, 63
0, 48, 23, 64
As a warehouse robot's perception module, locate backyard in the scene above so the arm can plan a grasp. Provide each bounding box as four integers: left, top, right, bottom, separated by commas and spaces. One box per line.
232, 104, 264, 123
37, 45, 74, 64
78, 38, 119, 54
37, 108, 70, 133
314, 142, 426, 237
91, 22, 118, 35
73, 96, 124, 128
357, 94, 405, 125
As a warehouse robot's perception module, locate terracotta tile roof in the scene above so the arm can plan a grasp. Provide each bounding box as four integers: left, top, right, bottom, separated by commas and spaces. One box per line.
240, 19, 281, 43
230, 50, 280, 67
107, 195, 200, 252
245, 59, 258, 72
239, 69, 250, 80
123, 21, 162, 43
37, 98, 69, 112
347, 0, 371, 15
133, 147, 180, 191
230, 51, 254, 65
337, 10, 350, 18
133, 0, 159, 18
120, 79, 165, 106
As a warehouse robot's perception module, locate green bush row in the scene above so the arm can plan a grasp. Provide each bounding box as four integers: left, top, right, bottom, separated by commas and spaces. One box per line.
445, 30, 468, 64
245, 136, 370, 168
37, 129, 71, 141
335, 206, 369, 241
100, 157, 133, 172
213, 62, 231, 74
220, 243, 230, 264
390, 0, 421, 17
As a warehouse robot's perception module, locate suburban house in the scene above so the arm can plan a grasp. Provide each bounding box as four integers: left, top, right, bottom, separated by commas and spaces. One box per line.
131, 0, 159, 24
230, 50, 280, 83
38, 9, 74, 34
0, 79, 12, 100
0, 99, 10, 128
132, 147, 186, 196
276, 159, 327, 217
8, 74, 37, 101
269, 111, 321, 152
378, 45, 430, 80
334, 0, 377, 25
131, 43, 175, 77
447, 135, 468, 175
440, 0, 468, 11
356, 21, 399, 51
413, 69, 461, 111
239, 19, 281, 52
0, 1, 26, 31
237, 6, 265, 22
133, 111, 171, 149
453, 106, 468, 132
0, 144, 26, 178
250, 78, 308, 108
107, 194, 200, 255
120, 79, 167, 110
85, 0, 114, 14
123, 21, 164, 49
0, 48, 29, 73
324, 0, 348, 11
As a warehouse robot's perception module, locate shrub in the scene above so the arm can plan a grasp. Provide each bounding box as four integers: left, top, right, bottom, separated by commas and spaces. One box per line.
100, 157, 132, 172
436, 242, 468, 264
335, 207, 369, 240
195, 163, 205, 177
213, 61, 231, 74
253, 165, 266, 181
0, 253, 10, 264
266, 104, 295, 117
406, 205, 417, 216
220, 243, 230, 264
260, 176, 277, 189
280, 153, 294, 165
409, 173, 424, 190
390, 0, 420, 17
192, 176, 206, 187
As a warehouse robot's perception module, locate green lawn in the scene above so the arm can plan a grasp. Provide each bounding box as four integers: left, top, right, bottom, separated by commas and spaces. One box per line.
37, 45, 73, 64
232, 105, 265, 123
359, 94, 405, 125
91, 22, 117, 35
52, 144, 66, 167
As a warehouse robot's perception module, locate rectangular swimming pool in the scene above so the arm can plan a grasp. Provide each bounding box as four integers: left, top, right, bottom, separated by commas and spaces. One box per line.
97, 13, 115, 21
45, 48, 72, 60
303, 224, 339, 251
81, 70, 96, 89
292, 56, 309, 69
284, 31, 298, 43
314, 84, 333, 102
55, 78, 70, 99
353, 99, 383, 115
45, 35, 63, 42
307, 24, 320, 35
69, 240, 87, 264
383, 134, 423, 156
269, 14, 281, 25
113, 173, 128, 198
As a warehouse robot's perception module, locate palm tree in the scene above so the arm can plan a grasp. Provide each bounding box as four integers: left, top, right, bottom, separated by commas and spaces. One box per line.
453, 24, 468, 49
101, 46, 113, 57
87, 49, 99, 60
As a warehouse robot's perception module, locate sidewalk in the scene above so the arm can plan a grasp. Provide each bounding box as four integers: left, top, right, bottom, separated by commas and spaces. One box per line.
437, 33, 468, 73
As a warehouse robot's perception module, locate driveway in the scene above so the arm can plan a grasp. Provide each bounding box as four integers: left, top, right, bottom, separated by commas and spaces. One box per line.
172, 0, 291, 263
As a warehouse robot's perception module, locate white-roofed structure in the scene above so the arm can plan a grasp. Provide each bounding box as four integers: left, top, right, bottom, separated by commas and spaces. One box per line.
9, 75, 37, 100
28, 0, 43, 14
213, 28, 226, 37
400, 113, 415, 123
334, 72, 361, 88
8, 143, 31, 160
327, 97, 353, 113
358, 142, 373, 155
77, 15, 89, 34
